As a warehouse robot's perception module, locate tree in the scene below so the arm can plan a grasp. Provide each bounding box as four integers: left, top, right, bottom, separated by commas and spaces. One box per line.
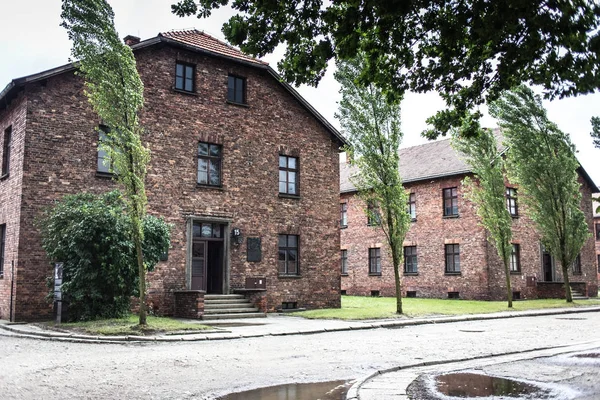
452, 127, 513, 307
39, 191, 170, 321
172, 0, 600, 137
61, 0, 151, 324
336, 57, 411, 314
590, 117, 600, 214
490, 85, 590, 302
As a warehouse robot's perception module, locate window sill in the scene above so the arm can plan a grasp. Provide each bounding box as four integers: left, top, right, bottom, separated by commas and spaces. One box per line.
279, 193, 301, 200
95, 171, 114, 179
368, 273, 382, 276
340, 225, 348, 229
196, 184, 224, 191
278, 274, 302, 279
443, 214, 459, 219
172, 88, 199, 96
226, 100, 249, 108
511, 215, 519, 219
341, 273, 349, 277
410, 218, 417, 223
510, 271, 522, 275
444, 272, 462, 276
0, 173, 8, 181
403, 272, 418, 276
367, 224, 381, 227
573, 272, 583, 276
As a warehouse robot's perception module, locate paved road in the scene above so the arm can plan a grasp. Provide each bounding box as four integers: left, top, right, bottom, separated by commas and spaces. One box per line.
1, 312, 599, 399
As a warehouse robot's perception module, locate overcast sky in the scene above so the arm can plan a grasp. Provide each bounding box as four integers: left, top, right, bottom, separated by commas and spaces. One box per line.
1, 0, 598, 186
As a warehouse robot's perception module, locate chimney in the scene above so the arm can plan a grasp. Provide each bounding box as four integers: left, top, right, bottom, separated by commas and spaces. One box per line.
123, 35, 141, 46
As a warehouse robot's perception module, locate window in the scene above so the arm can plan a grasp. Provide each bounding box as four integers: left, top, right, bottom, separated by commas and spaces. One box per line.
278, 234, 299, 275
506, 187, 518, 216
97, 126, 112, 174
407, 193, 416, 220
510, 244, 521, 273
368, 247, 381, 275
340, 203, 348, 228
2, 126, 11, 177
443, 187, 458, 216
197, 142, 222, 186
0, 224, 5, 277
596, 224, 600, 241
279, 155, 298, 195
367, 201, 381, 226
445, 244, 460, 273
175, 62, 195, 92
448, 291, 460, 299
573, 254, 582, 274
404, 246, 417, 273
406, 291, 417, 298
227, 75, 246, 104
341, 250, 348, 274
597, 255, 600, 273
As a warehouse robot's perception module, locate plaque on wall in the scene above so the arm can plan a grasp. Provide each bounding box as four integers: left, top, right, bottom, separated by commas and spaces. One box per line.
247, 237, 261, 262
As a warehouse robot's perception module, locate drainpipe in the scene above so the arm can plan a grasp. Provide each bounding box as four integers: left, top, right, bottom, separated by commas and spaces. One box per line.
9, 260, 14, 322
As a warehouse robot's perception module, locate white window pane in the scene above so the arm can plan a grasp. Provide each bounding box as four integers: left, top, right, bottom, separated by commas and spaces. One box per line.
288, 157, 296, 169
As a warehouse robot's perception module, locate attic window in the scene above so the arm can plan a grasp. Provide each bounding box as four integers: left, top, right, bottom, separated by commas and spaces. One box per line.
175, 62, 195, 93
227, 75, 246, 104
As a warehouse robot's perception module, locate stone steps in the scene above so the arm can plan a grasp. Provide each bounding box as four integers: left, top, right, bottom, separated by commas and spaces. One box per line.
201, 312, 267, 320
571, 289, 588, 300
202, 294, 266, 320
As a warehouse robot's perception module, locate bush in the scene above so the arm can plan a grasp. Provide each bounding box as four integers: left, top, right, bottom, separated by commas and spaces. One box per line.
39, 191, 170, 321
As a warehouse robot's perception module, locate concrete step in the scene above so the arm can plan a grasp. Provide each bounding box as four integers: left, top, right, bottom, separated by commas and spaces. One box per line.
205, 303, 256, 310
573, 296, 589, 300
202, 312, 267, 320
204, 299, 253, 305
204, 307, 259, 314
204, 294, 245, 300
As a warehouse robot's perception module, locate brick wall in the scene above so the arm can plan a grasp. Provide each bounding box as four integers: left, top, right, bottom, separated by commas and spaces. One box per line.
10, 43, 341, 321
0, 94, 27, 320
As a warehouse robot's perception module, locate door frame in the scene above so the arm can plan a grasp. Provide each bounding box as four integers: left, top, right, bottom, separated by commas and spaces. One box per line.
186, 216, 231, 294
540, 243, 556, 282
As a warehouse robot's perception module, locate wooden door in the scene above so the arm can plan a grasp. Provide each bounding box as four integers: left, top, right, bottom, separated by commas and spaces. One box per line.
191, 240, 207, 290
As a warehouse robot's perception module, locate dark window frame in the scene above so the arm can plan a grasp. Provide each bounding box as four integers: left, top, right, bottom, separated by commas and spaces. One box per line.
506, 187, 519, 217
367, 201, 381, 226
510, 243, 521, 273
197, 142, 222, 187
573, 254, 582, 274
227, 74, 247, 104
278, 155, 299, 196
368, 247, 381, 275
1, 125, 12, 177
443, 187, 458, 217
404, 246, 418, 274
340, 203, 348, 228
97, 125, 113, 175
278, 234, 299, 276
175, 61, 195, 93
445, 244, 460, 273
407, 193, 416, 220
595, 223, 600, 241
0, 224, 5, 277
597, 254, 600, 273
341, 249, 348, 275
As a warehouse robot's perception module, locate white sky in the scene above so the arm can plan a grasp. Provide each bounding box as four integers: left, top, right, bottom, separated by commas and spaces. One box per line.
1, 0, 598, 187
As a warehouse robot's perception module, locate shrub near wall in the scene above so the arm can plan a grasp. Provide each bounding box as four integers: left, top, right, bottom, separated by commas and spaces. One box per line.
39, 191, 170, 321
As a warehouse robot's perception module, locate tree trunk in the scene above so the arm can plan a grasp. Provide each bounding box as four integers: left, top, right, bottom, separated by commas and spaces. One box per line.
391, 244, 403, 314
132, 216, 147, 325
503, 258, 513, 308
562, 262, 573, 303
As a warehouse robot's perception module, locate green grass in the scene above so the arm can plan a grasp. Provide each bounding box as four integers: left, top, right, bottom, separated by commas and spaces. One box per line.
296, 296, 600, 320
46, 315, 212, 336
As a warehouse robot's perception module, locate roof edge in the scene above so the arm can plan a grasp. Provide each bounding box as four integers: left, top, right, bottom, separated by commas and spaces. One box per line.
340, 169, 472, 194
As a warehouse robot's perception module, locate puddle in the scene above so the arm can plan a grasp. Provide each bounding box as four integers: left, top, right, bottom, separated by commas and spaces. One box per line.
435, 373, 551, 398
220, 380, 351, 400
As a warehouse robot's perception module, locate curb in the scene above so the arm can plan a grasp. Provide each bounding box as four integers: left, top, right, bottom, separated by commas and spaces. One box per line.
1, 305, 599, 344
345, 339, 600, 400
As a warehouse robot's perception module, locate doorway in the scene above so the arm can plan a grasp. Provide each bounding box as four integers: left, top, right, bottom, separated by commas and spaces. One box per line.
190, 221, 226, 293
542, 248, 555, 282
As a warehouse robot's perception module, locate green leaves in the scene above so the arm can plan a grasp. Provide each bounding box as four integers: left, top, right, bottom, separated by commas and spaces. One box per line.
39, 191, 171, 321
173, 0, 600, 137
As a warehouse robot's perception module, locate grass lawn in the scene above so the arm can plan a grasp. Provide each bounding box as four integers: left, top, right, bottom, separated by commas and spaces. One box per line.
296, 296, 600, 320
43, 315, 213, 336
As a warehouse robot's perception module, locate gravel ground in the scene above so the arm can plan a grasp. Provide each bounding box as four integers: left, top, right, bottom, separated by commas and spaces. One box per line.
0, 312, 599, 399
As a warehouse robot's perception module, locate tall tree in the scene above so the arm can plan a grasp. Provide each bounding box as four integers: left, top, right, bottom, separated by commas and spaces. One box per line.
452, 127, 514, 307
490, 85, 590, 302
590, 117, 600, 214
336, 57, 411, 314
173, 0, 600, 137
61, 0, 151, 324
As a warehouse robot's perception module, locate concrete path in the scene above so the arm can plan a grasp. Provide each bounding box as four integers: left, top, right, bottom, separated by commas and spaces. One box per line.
1, 305, 600, 343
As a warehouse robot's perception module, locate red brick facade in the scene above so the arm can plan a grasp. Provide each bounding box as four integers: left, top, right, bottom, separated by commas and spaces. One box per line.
341, 157, 599, 301
0, 32, 343, 321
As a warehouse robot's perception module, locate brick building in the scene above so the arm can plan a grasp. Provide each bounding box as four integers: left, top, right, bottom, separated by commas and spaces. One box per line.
594, 202, 600, 279
0, 30, 346, 321
340, 139, 599, 300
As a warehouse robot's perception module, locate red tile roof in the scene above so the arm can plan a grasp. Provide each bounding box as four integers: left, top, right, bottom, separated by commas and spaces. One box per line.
159, 29, 268, 66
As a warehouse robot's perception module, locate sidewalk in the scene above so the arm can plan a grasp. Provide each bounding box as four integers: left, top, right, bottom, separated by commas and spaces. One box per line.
1, 305, 599, 344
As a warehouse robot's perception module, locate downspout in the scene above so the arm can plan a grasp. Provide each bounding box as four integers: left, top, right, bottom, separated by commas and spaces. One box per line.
9, 260, 14, 322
